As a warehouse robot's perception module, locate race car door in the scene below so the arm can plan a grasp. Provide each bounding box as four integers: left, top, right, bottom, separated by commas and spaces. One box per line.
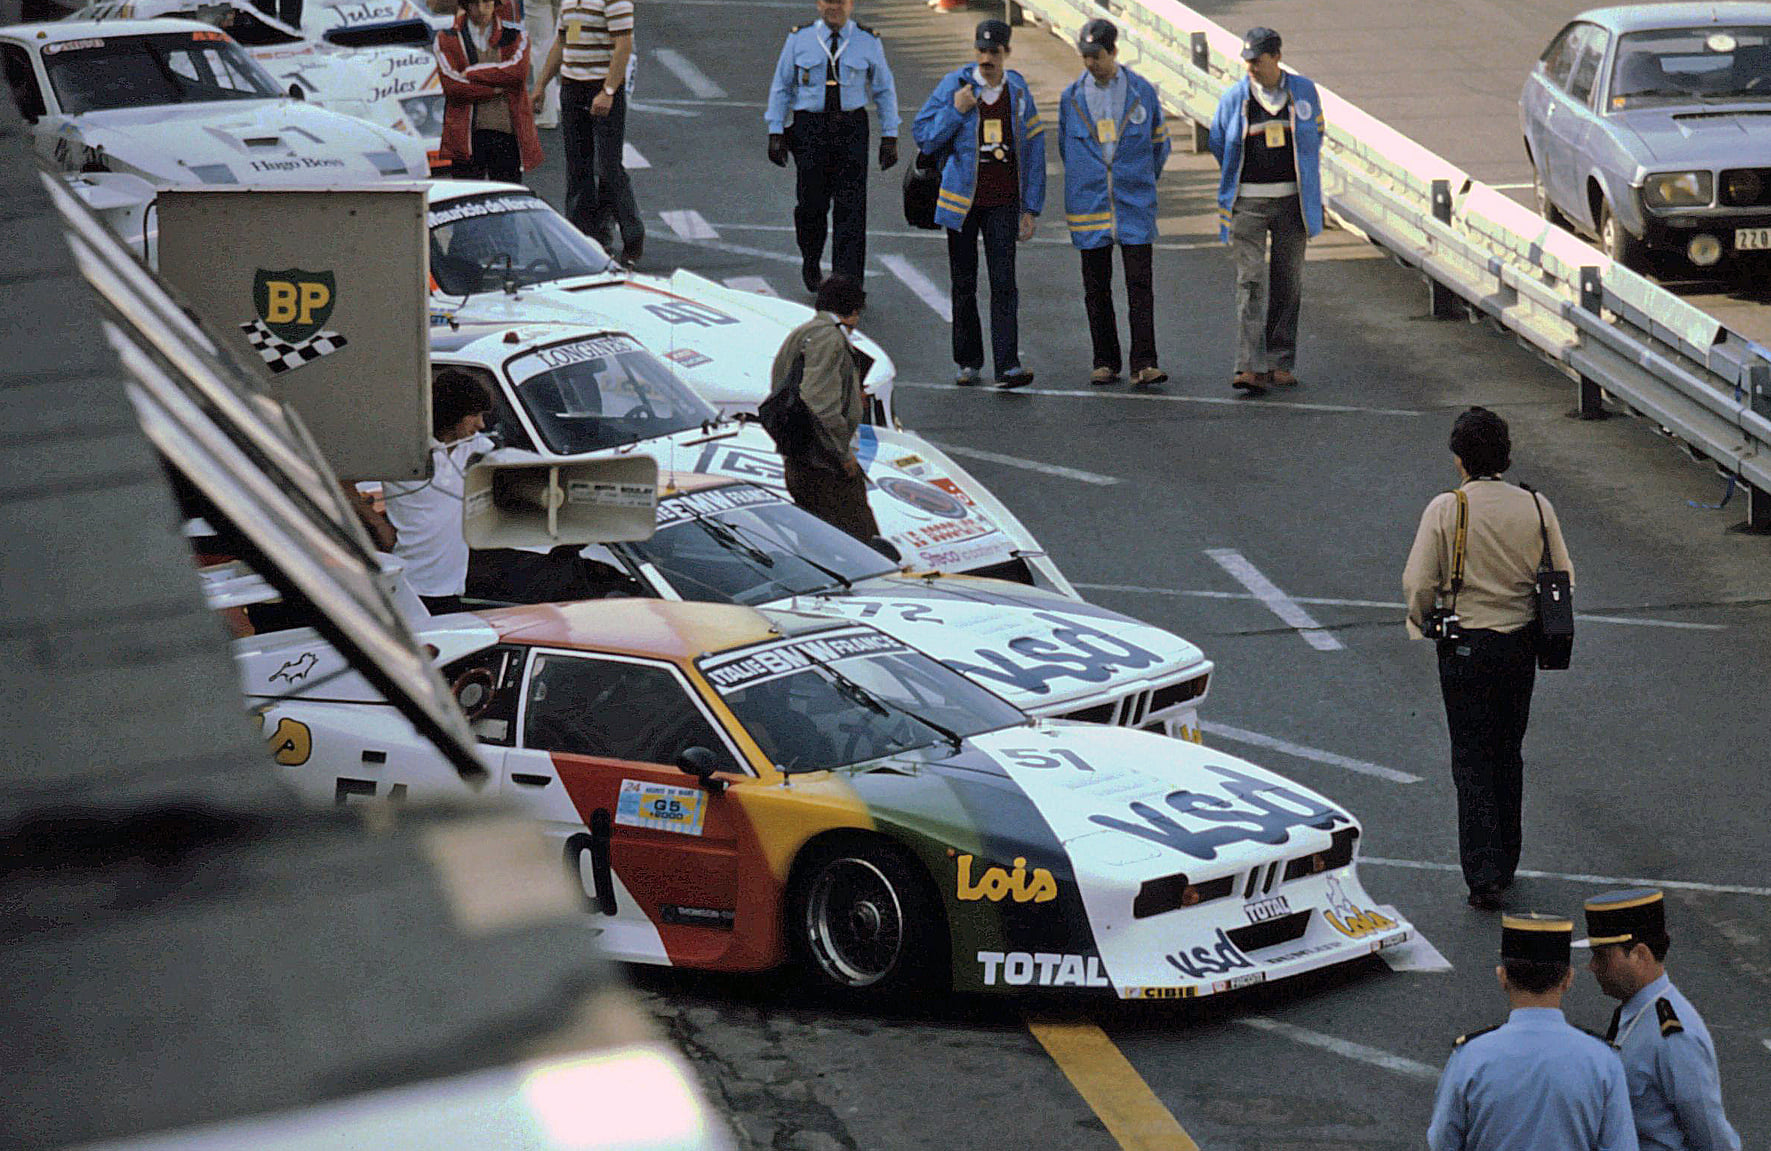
502, 649, 751, 968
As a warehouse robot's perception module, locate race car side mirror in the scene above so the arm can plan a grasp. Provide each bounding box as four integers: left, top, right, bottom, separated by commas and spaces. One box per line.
287, 83, 305, 101
676, 746, 726, 794
866, 536, 902, 563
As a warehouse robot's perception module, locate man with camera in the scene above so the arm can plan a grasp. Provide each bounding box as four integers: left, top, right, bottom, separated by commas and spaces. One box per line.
1404, 407, 1574, 910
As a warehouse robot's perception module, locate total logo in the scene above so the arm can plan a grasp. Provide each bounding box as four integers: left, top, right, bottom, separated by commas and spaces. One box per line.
956, 854, 1057, 904
977, 951, 1110, 987
1323, 877, 1398, 939
1163, 928, 1255, 980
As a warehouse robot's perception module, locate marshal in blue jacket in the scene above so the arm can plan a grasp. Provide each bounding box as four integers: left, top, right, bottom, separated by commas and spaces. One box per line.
912, 66, 1046, 232
1207, 74, 1326, 242
1056, 66, 1169, 249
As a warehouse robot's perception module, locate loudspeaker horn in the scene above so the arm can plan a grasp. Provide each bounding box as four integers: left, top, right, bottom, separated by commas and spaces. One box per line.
463, 456, 657, 548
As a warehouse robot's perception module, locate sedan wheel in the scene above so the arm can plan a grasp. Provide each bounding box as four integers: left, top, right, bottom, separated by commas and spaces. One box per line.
793, 842, 942, 996
1598, 198, 1645, 268
1532, 164, 1567, 228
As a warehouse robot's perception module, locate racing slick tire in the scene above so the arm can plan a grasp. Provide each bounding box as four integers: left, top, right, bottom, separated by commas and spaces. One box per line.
789, 835, 947, 999
1597, 196, 1645, 269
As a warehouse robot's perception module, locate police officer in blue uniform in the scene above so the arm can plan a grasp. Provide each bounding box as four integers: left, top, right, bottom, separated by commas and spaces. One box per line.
1429, 913, 1638, 1151
765, 0, 900, 293
1578, 889, 1740, 1151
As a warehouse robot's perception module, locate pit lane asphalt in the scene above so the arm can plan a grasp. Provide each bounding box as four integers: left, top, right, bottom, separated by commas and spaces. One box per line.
520, 2, 1771, 1146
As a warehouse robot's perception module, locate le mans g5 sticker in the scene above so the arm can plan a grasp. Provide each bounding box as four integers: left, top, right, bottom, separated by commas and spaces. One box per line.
615, 779, 707, 835
242, 268, 348, 375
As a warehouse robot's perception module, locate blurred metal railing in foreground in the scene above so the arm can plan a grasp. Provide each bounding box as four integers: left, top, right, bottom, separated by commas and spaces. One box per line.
1016, 0, 1771, 531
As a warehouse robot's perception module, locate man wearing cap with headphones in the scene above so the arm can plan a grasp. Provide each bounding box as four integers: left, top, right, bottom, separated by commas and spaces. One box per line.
1428, 912, 1637, 1151
1579, 889, 1740, 1151
913, 19, 1045, 390
1207, 27, 1324, 394
1059, 18, 1170, 389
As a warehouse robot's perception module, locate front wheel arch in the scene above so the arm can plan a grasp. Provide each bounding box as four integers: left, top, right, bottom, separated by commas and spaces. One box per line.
784, 829, 950, 998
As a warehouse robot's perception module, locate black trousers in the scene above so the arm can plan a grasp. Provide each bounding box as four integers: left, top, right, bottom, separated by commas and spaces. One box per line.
1437, 627, 1537, 891
1079, 242, 1157, 373
947, 203, 1020, 375
456, 127, 522, 184
783, 456, 879, 543
560, 81, 644, 255
788, 110, 869, 281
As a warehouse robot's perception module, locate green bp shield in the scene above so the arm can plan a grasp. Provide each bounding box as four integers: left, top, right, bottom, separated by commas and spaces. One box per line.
252, 268, 338, 344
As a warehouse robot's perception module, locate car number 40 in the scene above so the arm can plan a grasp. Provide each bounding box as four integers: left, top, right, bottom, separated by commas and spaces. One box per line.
1737, 228, 1771, 252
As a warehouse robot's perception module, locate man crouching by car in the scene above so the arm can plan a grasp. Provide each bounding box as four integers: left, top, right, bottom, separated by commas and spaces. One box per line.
767, 274, 881, 543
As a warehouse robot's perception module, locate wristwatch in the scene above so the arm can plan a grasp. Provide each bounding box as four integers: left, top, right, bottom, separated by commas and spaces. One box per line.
602, 84, 618, 97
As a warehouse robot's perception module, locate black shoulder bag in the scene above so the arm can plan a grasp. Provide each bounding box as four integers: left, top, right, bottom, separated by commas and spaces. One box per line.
1521, 484, 1574, 670
903, 147, 946, 230
757, 338, 828, 463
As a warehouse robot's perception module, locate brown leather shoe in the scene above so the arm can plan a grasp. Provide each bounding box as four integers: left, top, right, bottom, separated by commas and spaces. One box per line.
1131, 366, 1168, 388
1089, 366, 1118, 386
1231, 371, 1267, 392
1270, 369, 1298, 386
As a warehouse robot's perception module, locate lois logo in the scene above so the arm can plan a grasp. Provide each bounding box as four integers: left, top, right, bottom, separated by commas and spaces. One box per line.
253, 268, 336, 344
1323, 877, 1396, 939
956, 854, 1057, 903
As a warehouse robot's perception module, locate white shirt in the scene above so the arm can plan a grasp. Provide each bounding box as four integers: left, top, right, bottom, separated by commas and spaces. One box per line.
377, 434, 492, 597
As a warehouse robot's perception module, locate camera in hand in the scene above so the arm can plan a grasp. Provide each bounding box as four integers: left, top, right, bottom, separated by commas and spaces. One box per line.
1421, 607, 1463, 641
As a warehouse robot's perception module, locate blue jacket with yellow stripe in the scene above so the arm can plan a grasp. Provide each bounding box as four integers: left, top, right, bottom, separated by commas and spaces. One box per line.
912, 66, 1046, 231
1207, 74, 1326, 241
1057, 66, 1169, 249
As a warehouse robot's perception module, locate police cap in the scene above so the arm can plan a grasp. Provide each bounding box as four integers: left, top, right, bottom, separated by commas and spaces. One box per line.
975, 19, 1011, 50
1501, 912, 1572, 964
1241, 26, 1282, 61
1077, 18, 1117, 55
1573, 888, 1667, 949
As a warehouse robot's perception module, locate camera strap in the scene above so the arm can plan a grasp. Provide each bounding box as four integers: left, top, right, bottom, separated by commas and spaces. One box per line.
1446, 488, 1468, 611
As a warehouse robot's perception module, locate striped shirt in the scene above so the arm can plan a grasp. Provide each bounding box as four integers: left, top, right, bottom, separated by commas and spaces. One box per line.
557, 0, 631, 83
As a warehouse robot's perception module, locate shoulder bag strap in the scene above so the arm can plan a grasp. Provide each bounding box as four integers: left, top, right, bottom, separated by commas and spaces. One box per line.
1519, 482, 1552, 572
1447, 488, 1468, 611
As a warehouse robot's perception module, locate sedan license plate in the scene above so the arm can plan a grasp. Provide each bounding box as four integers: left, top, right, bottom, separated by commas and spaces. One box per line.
1737, 227, 1771, 251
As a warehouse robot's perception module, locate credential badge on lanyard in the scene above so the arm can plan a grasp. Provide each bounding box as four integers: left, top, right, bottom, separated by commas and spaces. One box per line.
822, 28, 845, 87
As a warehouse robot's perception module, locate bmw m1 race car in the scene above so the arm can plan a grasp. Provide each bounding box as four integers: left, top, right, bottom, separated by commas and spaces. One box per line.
0, 18, 430, 227
425, 182, 900, 422
241, 600, 1413, 998
550, 473, 1212, 740
433, 321, 1067, 589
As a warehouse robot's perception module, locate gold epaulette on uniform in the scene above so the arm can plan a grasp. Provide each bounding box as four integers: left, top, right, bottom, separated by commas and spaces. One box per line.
1453, 1024, 1500, 1048
1656, 998, 1683, 1037
791, 20, 814, 32
853, 20, 878, 36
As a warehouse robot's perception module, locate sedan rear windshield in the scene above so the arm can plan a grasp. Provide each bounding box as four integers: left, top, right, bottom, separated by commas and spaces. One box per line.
1611, 26, 1771, 105
45, 32, 279, 113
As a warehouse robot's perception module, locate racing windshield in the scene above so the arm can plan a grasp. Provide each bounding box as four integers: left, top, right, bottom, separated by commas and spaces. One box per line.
629, 485, 899, 605
1610, 27, 1771, 105
699, 629, 1025, 772
429, 193, 616, 295
44, 31, 281, 114
504, 334, 718, 453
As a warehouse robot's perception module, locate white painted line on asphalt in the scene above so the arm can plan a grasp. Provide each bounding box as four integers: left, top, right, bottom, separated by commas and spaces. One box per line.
622, 142, 650, 169
1379, 935, 1455, 973
1201, 722, 1422, 784
1487, 181, 1533, 190
1075, 584, 1727, 630
723, 275, 776, 296
927, 441, 1120, 486
1238, 1018, 1441, 1081
652, 48, 727, 99
892, 380, 1423, 416
626, 100, 700, 118
1205, 549, 1345, 651
652, 232, 877, 276
880, 254, 952, 322
1360, 857, 1771, 898
660, 209, 718, 241
1763, 1038, 1771, 1056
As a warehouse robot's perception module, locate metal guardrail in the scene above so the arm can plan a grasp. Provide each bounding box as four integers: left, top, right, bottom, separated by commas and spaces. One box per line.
1014, 0, 1771, 530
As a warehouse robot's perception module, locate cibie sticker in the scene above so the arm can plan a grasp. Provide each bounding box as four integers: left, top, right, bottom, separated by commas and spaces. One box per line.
615, 779, 707, 835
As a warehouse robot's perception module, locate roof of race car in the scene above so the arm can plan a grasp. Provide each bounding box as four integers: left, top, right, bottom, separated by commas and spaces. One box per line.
429, 320, 634, 359
426, 178, 529, 203
5, 17, 224, 40
481, 599, 839, 662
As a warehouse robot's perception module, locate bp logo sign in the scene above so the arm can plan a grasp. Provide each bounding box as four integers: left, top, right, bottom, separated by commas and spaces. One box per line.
240, 268, 349, 374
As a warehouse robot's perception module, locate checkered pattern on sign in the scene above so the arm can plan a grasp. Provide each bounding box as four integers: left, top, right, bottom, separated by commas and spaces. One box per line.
240, 318, 349, 374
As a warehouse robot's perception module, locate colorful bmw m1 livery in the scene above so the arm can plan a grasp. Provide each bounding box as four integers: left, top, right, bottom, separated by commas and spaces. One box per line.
240, 600, 1413, 998
567, 474, 1211, 739
430, 322, 1073, 591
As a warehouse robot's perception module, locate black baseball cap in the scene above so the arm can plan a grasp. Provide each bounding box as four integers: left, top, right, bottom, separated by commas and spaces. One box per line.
1241, 26, 1282, 60
1077, 18, 1117, 55
975, 19, 1011, 49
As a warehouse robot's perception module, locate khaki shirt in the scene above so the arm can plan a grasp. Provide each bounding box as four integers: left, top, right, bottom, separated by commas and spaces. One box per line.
1403, 479, 1574, 638
769, 314, 864, 464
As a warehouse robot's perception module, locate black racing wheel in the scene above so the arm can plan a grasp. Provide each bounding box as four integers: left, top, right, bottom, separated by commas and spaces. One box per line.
789, 836, 945, 998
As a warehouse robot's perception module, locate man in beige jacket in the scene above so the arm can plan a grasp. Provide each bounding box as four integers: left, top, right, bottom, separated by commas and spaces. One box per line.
1404, 406, 1573, 911
767, 274, 880, 541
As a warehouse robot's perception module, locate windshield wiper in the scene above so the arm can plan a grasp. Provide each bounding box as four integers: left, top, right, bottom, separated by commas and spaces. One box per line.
718, 516, 854, 593
693, 513, 776, 569
822, 662, 965, 756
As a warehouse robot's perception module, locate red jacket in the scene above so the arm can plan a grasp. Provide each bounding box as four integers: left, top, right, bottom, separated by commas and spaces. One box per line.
436, 9, 543, 172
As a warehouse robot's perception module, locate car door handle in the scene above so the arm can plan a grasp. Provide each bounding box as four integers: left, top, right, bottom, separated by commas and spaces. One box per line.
511, 773, 553, 787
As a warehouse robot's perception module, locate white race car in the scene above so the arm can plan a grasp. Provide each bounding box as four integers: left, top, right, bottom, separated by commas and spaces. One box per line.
291, 0, 449, 168
62, 0, 432, 150
545, 473, 1212, 740
425, 181, 901, 424
239, 600, 1412, 998
432, 320, 1067, 590
1, 19, 431, 226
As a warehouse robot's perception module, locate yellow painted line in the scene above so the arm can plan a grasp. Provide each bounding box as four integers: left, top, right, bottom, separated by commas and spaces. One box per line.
1027, 1019, 1199, 1151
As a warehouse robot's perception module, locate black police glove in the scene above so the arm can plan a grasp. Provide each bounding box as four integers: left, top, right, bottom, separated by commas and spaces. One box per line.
767, 133, 788, 167
878, 137, 898, 171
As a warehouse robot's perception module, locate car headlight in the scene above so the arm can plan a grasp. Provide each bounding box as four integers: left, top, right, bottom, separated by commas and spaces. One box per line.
1642, 170, 1713, 209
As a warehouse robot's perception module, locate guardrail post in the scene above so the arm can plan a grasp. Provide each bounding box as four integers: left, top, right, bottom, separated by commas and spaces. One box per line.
1427, 180, 1460, 319
1749, 362, 1771, 421
1569, 266, 1611, 420
1185, 33, 1212, 152
1736, 483, 1771, 534
1005, 0, 1023, 25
